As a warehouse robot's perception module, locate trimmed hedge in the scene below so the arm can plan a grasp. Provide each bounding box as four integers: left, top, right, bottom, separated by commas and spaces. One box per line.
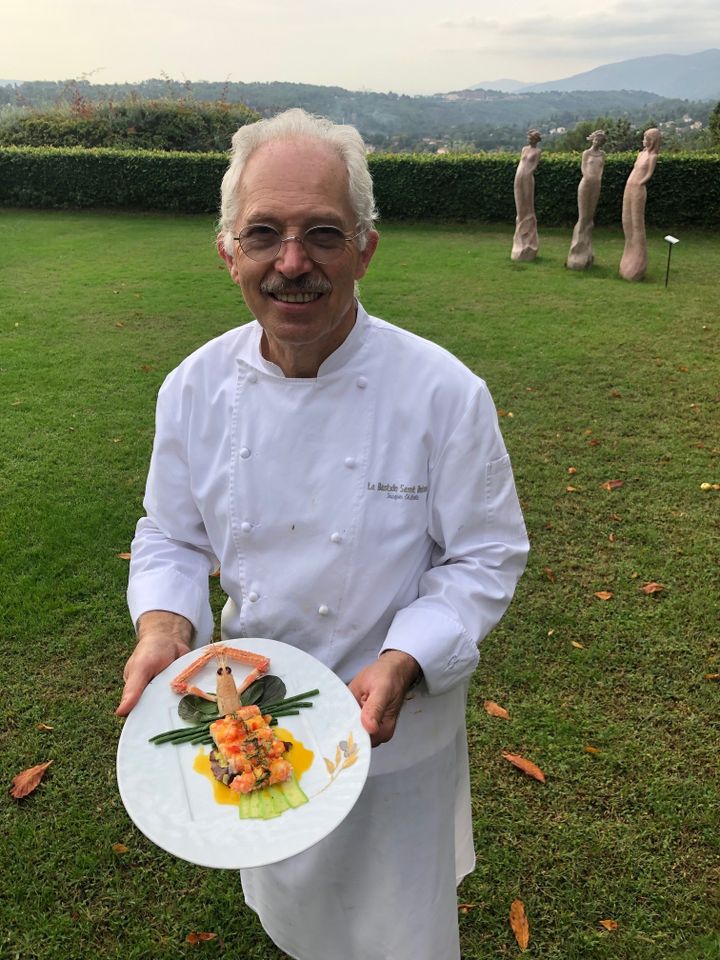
1, 146, 719, 226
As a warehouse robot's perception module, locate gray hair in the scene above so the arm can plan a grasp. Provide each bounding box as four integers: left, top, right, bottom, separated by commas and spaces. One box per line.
218, 108, 378, 256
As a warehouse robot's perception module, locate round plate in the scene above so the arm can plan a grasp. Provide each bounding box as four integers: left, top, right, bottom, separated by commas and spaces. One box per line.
117, 638, 371, 869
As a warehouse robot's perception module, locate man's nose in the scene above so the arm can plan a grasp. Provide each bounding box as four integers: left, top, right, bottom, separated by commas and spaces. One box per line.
274, 237, 314, 277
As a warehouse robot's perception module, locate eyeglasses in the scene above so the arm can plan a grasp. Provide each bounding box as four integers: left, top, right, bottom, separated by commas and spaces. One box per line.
233, 224, 362, 264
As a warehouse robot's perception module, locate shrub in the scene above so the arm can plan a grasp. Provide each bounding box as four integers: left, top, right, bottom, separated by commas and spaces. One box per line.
0, 99, 260, 153
0, 147, 718, 226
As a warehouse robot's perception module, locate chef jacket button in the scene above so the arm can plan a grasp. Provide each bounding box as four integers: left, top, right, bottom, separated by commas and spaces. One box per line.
248, 591, 259, 603
344, 457, 356, 468
241, 521, 251, 533
247, 371, 258, 384
240, 447, 251, 459
318, 604, 330, 616
356, 376, 368, 389
330, 532, 342, 544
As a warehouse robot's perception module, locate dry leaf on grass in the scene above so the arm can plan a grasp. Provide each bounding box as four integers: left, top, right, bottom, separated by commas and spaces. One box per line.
594, 591, 613, 601
641, 582, 665, 595
567, 466, 577, 475
566, 485, 578, 493
502, 753, 546, 783
117, 552, 132, 560
704, 673, 720, 681
509, 899, 530, 950
458, 903, 477, 914
484, 700, 510, 720
186, 932, 218, 945
601, 480, 624, 491
571, 640, 585, 649
112, 843, 129, 854
584, 745, 600, 754
599, 919, 618, 931
543, 567, 556, 583
10, 760, 53, 799
36, 723, 54, 731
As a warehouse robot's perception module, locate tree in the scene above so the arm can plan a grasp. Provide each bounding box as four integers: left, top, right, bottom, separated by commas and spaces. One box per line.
709, 101, 720, 148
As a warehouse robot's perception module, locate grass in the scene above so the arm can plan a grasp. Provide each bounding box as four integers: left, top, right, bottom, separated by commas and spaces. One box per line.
1, 209, 718, 960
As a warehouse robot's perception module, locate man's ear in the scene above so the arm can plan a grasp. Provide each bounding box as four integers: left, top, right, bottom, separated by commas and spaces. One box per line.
354, 229, 379, 281
216, 234, 239, 282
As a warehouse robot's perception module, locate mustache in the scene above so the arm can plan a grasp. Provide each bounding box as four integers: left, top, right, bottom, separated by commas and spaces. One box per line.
260, 275, 332, 296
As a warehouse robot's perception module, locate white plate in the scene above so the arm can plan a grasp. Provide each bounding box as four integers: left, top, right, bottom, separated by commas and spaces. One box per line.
117, 638, 371, 869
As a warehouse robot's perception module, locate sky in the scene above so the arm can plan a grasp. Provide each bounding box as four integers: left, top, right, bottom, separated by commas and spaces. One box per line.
2, 0, 718, 94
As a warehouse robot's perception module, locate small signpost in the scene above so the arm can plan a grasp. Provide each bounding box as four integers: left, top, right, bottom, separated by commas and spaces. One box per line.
664, 235, 679, 288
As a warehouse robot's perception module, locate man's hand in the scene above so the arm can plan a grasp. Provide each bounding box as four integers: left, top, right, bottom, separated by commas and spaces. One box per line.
115, 611, 193, 716
348, 650, 421, 748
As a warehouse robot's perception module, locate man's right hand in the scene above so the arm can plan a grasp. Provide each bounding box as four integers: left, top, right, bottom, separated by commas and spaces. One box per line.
115, 611, 193, 716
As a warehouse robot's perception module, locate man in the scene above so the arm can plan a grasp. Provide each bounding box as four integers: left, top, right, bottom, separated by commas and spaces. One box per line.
117, 108, 529, 960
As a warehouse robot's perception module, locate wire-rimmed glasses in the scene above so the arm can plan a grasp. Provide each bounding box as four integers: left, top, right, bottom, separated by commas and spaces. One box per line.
233, 224, 363, 264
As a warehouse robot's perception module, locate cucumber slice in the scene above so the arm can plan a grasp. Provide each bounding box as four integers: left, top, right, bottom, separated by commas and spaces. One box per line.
260, 788, 282, 819
238, 792, 253, 820
248, 790, 262, 818
267, 785, 291, 815
279, 774, 309, 809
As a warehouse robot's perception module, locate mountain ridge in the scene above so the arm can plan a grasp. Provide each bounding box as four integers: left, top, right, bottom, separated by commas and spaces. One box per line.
511, 49, 720, 100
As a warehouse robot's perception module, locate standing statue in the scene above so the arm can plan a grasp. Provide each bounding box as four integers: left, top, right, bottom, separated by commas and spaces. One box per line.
511, 129, 542, 261
566, 130, 607, 270
619, 128, 662, 281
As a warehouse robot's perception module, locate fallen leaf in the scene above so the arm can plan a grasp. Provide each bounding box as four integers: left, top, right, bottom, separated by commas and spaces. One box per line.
571, 640, 585, 649
186, 932, 218, 944
676, 364, 689, 372
10, 760, 53, 799
509, 899, 530, 950
210, 569, 221, 578
497, 408, 507, 417
704, 673, 720, 681
11, 399, 22, 406
610, 513, 622, 522
567, 466, 577, 475
566, 485, 578, 493
610, 390, 622, 398
115, 321, 125, 328
36, 723, 54, 732
458, 903, 477, 914
543, 567, 556, 583
588, 438, 602, 446
599, 919, 618, 931
547, 628, 555, 636
140, 364, 153, 373
594, 591, 613, 601
584, 745, 600, 754
641, 582, 665, 595
112, 843, 129, 854
112, 437, 123, 444
608, 533, 616, 542
484, 700, 510, 720
117, 552, 132, 560
601, 480, 624, 491
502, 753, 546, 783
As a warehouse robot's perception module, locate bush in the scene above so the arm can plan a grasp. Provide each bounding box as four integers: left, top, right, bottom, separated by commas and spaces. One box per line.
0, 147, 718, 226
0, 99, 260, 152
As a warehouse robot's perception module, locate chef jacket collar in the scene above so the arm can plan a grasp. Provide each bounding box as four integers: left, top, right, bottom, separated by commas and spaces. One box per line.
242, 301, 370, 379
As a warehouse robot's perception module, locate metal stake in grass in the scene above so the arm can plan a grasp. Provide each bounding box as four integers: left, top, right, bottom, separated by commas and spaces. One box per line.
664, 235, 679, 288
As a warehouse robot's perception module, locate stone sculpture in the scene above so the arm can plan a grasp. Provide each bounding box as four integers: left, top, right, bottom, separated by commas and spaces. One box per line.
511, 129, 542, 261
566, 130, 607, 270
619, 128, 662, 281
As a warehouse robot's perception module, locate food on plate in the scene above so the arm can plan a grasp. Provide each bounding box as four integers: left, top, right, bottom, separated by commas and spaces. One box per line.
209, 705, 293, 794
170, 643, 270, 695
208, 705, 309, 818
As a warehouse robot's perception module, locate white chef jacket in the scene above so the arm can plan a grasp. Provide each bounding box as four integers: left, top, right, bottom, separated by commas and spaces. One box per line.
127, 302, 528, 959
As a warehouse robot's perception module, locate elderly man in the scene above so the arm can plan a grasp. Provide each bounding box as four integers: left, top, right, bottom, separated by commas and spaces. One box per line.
117, 108, 528, 960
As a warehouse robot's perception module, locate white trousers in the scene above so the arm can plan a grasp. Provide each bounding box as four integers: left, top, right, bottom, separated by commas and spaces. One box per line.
241, 726, 475, 960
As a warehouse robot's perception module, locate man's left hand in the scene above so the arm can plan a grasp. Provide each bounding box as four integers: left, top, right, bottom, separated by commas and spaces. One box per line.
349, 650, 421, 747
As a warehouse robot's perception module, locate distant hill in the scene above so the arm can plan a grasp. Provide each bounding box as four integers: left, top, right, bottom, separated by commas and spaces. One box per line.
519, 49, 720, 100
1, 77, 714, 151
469, 79, 526, 93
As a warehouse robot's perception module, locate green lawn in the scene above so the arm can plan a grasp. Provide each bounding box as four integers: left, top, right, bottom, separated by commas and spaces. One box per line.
1, 209, 718, 960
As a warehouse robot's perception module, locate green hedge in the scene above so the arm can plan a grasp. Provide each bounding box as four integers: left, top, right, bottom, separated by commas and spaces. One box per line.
1, 146, 719, 226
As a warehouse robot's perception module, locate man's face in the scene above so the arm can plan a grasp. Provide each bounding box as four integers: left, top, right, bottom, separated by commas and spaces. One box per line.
219, 137, 378, 373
